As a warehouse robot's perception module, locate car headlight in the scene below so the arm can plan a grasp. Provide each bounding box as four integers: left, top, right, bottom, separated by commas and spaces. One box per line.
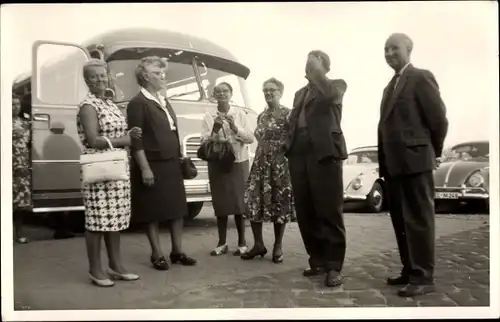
466, 172, 484, 187
351, 177, 363, 190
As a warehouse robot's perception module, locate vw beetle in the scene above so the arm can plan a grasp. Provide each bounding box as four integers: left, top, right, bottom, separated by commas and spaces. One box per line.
434, 140, 489, 212
343, 146, 386, 212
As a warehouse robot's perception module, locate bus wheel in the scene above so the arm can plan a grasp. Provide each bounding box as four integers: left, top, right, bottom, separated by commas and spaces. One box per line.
186, 202, 204, 220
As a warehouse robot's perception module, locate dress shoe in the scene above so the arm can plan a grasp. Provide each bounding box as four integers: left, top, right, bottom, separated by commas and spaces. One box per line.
303, 267, 325, 277
398, 283, 436, 297
387, 275, 410, 286
151, 256, 169, 270
241, 246, 267, 260
107, 268, 140, 281
169, 253, 197, 266
88, 273, 114, 287
325, 270, 343, 287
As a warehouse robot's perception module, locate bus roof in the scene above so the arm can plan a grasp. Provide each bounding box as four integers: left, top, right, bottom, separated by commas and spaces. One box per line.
82, 28, 242, 63
13, 28, 247, 85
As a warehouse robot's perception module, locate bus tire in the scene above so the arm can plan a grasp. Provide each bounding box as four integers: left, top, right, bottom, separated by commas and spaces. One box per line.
186, 202, 204, 220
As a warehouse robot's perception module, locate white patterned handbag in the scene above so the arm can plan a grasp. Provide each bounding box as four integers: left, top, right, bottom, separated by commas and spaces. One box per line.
80, 137, 129, 184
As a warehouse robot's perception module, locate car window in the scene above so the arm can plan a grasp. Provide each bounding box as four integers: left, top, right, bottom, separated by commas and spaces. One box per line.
345, 151, 378, 165
447, 142, 489, 160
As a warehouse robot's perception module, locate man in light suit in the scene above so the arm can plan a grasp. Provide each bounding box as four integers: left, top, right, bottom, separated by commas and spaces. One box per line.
285, 50, 348, 287
378, 33, 449, 297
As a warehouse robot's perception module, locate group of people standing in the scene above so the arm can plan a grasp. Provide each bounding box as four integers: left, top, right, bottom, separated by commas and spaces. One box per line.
12, 31, 448, 298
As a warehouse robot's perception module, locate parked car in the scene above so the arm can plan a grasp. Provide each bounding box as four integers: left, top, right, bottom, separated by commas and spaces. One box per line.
434, 140, 489, 212
343, 146, 386, 213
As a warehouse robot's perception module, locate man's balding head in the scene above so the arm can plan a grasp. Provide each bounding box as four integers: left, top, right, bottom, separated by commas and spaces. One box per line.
384, 33, 413, 72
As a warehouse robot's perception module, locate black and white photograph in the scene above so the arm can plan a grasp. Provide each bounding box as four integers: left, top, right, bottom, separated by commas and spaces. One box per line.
1, 2, 498, 320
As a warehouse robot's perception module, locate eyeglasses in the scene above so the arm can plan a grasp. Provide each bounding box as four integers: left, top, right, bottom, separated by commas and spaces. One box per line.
262, 89, 279, 94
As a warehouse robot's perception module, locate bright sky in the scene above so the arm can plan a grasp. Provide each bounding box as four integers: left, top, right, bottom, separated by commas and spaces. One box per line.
1, 2, 498, 150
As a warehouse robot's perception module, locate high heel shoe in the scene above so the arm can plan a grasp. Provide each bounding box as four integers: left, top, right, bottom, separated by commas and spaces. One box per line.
272, 245, 284, 264
107, 268, 140, 281
150, 256, 169, 271
240, 246, 268, 260
170, 253, 197, 266
88, 273, 114, 287
210, 244, 228, 256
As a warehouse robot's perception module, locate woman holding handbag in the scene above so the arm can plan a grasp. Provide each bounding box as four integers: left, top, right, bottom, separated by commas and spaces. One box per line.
200, 82, 255, 256
127, 56, 197, 271
77, 59, 142, 287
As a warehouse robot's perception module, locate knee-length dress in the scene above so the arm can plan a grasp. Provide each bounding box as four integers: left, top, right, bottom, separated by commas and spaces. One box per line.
244, 105, 295, 224
12, 117, 32, 212
77, 93, 131, 232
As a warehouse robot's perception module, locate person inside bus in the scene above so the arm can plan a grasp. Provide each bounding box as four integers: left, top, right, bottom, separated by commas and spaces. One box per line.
201, 82, 255, 256
12, 93, 32, 244
242, 78, 295, 263
127, 56, 197, 271
77, 59, 142, 287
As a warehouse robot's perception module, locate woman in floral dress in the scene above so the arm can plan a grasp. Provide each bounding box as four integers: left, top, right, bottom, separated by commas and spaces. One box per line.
242, 78, 294, 263
12, 93, 32, 244
77, 59, 142, 287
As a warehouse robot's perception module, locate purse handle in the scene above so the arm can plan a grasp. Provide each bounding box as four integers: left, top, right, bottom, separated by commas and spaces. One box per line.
211, 119, 228, 139
102, 137, 114, 150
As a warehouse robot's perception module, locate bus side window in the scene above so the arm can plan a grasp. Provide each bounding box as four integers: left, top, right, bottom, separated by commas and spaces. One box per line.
36, 44, 89, 106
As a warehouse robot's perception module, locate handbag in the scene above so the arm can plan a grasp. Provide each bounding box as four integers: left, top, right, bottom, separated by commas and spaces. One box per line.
180, 156, 198, 180
197, 125, 235, 168
80, 137, 129, 184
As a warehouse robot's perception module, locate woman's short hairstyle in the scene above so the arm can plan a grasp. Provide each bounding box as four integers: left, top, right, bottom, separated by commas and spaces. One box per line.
135, 56, 168, 88
82, 59, 109, 80
263, 77, 284, 93
308, 50, 331, 72
214, 82, 233, 93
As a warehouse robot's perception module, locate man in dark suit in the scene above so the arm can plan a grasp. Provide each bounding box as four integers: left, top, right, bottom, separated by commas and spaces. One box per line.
377, 33, 448, 297
285, 50, 348, 287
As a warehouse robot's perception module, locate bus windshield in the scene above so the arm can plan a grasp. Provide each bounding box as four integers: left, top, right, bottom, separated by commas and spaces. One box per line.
108, 49, 247, 107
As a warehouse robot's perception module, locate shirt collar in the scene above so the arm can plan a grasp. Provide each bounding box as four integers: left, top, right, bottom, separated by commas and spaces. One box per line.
140, 87, 164, 105
397, 62, 411, 76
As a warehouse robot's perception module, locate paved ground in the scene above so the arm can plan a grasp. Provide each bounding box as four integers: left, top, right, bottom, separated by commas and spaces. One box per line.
12, 204, 490, 310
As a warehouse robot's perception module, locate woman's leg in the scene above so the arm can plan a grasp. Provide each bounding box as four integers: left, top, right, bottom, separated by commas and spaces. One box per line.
85, 230, 105, 279
234, 215, 247, 247
104, 231, 128, 274
13, 210, 24, 241
273, 222, 286, 255
249, 221, 265, 249
216, 216, 229, 247
146, 222, 164, 259
169, 217, 183, 255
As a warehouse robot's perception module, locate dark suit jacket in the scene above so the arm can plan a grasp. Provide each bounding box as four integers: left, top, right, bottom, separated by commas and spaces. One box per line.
127, 91, 181, 161
285, 70, 348, 162
377, 64, 448, 177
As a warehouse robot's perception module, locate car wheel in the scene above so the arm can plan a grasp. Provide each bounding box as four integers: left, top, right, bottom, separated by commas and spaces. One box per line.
366, 182, 384, 213
186, 202, 204, 220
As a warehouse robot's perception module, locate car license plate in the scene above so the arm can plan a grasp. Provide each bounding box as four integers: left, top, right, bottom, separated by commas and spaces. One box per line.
435, 192, 460, 199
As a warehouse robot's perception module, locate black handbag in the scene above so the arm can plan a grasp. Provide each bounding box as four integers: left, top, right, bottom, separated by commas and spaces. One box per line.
197, 125, 235, 168
180, 157, 198, 180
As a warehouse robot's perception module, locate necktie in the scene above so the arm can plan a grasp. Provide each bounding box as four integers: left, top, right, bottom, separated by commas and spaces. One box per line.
384, 73, 400, 103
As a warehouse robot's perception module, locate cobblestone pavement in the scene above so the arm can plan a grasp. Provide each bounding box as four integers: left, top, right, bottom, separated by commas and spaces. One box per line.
12, 208, 490, 310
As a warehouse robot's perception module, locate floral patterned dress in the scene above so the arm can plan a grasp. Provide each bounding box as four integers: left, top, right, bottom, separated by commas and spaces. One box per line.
77, 93, 131, 232
12, 117, 32, 211
244, 105, 295, 224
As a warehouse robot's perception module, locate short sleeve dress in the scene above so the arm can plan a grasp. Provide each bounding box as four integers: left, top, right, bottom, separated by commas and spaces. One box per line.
244, 105, 295, 224
12, 116, 32, 212
76, 93, 131, 232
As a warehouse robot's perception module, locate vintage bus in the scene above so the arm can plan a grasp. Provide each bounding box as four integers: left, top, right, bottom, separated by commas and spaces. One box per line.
12, 28, 258, 221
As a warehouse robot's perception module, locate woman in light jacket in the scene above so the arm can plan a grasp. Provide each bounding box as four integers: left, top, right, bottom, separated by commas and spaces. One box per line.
201, 82, 255, 256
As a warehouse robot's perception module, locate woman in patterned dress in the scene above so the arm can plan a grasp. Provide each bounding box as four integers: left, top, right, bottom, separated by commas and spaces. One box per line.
77, 59, 142, 287
241, 78, 295, 263
12, 93, 32, 244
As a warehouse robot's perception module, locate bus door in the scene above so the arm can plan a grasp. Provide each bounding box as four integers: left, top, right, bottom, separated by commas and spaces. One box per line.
31, 41, 90, 212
